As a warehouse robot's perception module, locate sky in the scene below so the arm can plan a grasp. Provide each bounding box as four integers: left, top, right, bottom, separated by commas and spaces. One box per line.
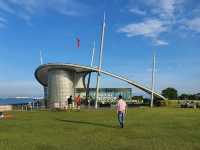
0, 0, 200, 97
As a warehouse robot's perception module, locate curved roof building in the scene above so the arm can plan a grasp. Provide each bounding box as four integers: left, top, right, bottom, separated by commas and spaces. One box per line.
35, 63, 166, 108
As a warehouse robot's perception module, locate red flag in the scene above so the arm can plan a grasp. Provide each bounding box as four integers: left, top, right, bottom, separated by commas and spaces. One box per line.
76, 38, 80, 48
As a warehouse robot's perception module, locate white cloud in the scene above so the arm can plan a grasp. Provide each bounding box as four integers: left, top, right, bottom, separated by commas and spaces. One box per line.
119, 0, 187, 45
7, 0, 39, 14
153, 38, 168, 46
118, 19, 167, 38
157, 0, 176, 17
0, 0, 89, 22
118, 19, 169, 46
0, 22, 4, 28
0, 1, 14, 13
118, 19, 168, 46
185, 17, 200, 32
0, 16, 6, 28
0, 16, 6, 23
48, 0, 89, 16
129, 8, 146, 16
145, 0, 182, 18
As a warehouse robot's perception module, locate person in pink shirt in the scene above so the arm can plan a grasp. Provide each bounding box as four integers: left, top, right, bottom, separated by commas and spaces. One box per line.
116, 95, 127, 128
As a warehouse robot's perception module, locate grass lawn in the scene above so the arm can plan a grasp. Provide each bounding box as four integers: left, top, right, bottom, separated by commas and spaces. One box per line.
0, 108, 200, 150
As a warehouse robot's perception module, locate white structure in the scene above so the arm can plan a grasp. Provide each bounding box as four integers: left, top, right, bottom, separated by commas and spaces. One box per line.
95, 13, 106, 109
48, 69, 74, 108
150, 53, 156, 108
35, 63, 166, 109
0, 105, 12, 111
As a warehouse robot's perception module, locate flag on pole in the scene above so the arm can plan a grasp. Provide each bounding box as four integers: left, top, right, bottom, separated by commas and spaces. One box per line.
76, 38, 80, 48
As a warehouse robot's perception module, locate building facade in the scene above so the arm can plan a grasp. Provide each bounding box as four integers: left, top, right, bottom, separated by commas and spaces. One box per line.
76, 88, 132, 101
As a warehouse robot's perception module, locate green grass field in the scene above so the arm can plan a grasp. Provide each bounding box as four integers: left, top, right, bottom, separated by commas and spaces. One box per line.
0, 108, 200, 150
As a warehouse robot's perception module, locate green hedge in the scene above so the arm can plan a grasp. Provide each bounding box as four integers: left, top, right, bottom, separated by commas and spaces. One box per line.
166, 100, 180, 107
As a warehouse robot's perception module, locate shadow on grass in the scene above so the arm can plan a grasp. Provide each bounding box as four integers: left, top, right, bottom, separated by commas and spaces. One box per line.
56, 118, 117, 129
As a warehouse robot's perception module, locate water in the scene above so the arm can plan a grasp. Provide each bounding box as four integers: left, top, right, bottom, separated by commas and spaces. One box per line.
0, 98, 34, 105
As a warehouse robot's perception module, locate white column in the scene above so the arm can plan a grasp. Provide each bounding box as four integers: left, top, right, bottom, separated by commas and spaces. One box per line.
150, 52, 156, 108
95, 13, 106, 109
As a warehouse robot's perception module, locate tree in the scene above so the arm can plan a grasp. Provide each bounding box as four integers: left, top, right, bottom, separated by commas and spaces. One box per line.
179, 94, 189, 100
188, 94, 197, 100
161, 87, 178, 100
194, 93, 200, 100
179, 93, 200, 100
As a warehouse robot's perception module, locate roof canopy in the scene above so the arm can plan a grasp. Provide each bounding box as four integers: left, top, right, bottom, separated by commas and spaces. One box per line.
35, 63, 166, 100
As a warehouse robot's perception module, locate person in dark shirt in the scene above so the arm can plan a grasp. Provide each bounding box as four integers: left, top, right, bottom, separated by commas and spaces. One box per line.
68, 95, 73, 110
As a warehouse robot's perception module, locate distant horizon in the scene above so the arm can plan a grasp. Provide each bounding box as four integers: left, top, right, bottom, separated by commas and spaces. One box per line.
0, 85, 199, 99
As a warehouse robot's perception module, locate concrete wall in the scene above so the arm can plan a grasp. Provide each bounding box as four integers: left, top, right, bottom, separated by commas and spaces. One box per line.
48, 69, 74, 108
74, 73, 85, 89
43, 86, 48, 107
46, 68, 87, 109
44, 86, 48, 99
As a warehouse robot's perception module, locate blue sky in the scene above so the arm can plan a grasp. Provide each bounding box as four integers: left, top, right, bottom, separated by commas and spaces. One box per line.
0, 0, 200, 97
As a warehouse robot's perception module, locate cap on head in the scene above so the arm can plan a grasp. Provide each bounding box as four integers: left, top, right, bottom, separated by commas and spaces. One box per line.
119, 95, 122, 99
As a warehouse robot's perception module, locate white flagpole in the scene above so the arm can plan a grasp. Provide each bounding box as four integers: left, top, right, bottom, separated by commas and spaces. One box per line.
150, 51, 156, 108
95, 12, 106, 109
91, 41, 95, 67
40, 50, 43, 65
86, 41, 96, 102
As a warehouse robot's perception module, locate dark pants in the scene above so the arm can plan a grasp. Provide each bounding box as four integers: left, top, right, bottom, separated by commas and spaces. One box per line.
118, 111, 125, 128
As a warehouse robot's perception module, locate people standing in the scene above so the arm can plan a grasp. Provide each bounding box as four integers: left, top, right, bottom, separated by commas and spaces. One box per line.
75, 95, 81, 111
68, 95, 73, 110
116, 95, 127, 128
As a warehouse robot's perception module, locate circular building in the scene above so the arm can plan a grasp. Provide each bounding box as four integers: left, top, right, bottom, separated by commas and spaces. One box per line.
35, 63, 92, 108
